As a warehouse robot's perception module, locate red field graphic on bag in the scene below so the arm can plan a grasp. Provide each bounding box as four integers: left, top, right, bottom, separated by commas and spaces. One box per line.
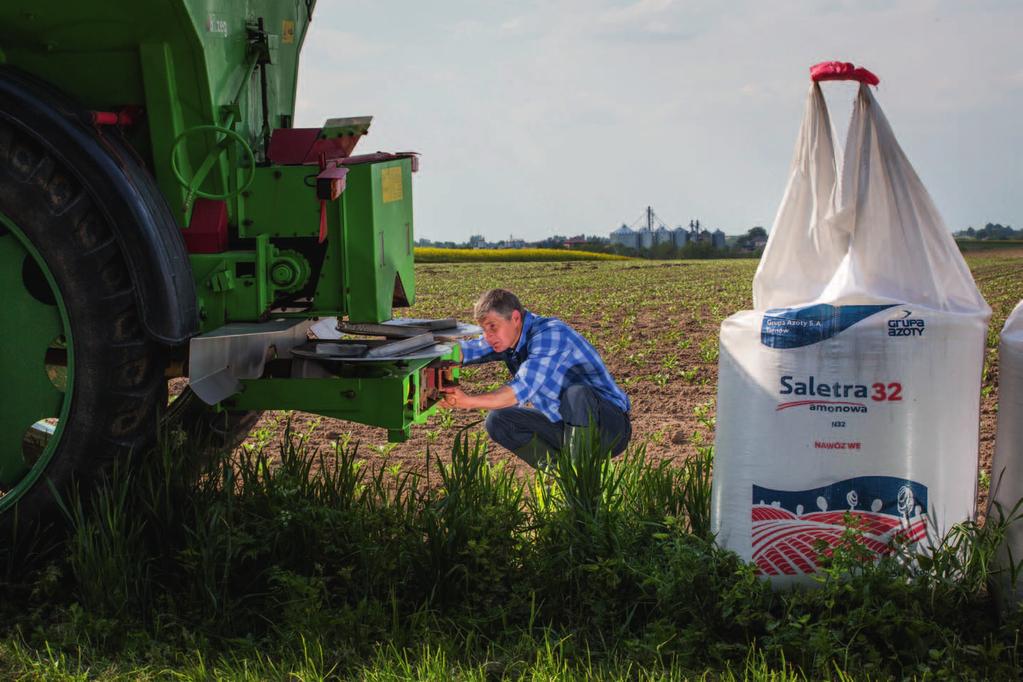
751, 477, 928, 576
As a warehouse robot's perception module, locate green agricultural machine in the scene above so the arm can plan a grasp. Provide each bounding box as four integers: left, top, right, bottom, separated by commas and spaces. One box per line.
0, 1, 464, 522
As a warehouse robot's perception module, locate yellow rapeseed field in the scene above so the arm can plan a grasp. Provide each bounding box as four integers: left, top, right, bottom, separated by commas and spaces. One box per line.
414, 247, 629, 262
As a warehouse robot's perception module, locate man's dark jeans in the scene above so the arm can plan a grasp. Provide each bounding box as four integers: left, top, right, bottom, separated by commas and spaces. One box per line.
485, 384, 631, 460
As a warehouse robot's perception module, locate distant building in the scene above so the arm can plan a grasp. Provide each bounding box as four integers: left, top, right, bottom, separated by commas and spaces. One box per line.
468, 234, 488, 249
672, 226, 689, 248
712, 229, 726, 249
686, 219, 706, 243
638, 226, 654, 249
563, 234, 588, 248
608, 211, 730, 252
610, 224, 639, 249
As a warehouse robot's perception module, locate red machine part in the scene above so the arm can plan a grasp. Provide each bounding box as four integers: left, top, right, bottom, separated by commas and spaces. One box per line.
90, 106, 143, 127
316, 155, 349, 243
268, 127, 363, 165
264, 119, 426, 242
271, 124, 420, 241
181, 198, 228, 253
316, 162, 349, 201
416, 362, 457, 412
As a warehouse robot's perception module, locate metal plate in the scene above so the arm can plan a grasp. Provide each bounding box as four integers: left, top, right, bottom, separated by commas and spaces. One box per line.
382, 317, 457, 330
310, 317, 482, 341
338, 322, 428, 339
291, 340, 452, 365
385, 318, 482, 339
188, 319, 314, 405
307, 342, 367, 357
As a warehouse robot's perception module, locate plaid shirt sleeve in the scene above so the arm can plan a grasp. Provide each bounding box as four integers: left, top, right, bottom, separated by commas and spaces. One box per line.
458, 336, 501, 365
506, 325, 569, 406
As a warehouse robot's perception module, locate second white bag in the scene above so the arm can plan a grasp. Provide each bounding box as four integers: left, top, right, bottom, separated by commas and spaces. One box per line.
988, 300, 1023, 604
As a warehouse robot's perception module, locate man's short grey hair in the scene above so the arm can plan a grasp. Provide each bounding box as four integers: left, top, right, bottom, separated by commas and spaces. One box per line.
473, 288, 524, 321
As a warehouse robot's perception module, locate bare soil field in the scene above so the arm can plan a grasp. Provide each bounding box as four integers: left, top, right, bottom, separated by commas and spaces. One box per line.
245, 253, 1023, 510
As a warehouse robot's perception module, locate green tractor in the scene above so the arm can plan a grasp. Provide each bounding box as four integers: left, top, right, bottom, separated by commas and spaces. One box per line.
0, 1, 462, 522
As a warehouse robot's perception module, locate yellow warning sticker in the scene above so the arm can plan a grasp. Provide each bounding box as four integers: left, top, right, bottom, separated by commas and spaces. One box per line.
282, 20, 295, 44
381, 166, 403, 203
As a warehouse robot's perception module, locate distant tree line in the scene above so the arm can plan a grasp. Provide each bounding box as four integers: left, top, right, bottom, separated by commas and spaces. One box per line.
598, 240, 733, 260
734, 226, 768, 251
418, 227, 771, 260
548, 226, 770, 260
955, 223, 1021, 240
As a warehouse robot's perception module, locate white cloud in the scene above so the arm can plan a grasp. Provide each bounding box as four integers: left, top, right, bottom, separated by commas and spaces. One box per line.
500, 16, 525, 32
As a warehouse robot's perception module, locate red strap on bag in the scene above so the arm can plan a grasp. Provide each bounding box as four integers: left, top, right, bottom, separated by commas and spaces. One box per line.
810, 61, 880, 86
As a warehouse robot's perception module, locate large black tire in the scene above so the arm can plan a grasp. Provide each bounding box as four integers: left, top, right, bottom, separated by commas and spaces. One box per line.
0, 71, 259, 526
0, 118, 166, 523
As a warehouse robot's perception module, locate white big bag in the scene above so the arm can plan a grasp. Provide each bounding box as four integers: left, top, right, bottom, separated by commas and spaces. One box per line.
988, 301, 1023, 604
711, 62, 991, 586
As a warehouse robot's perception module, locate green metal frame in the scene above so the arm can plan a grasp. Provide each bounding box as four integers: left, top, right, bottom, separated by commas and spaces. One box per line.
0, 1, 438, 442
227, 353, 459, 443
0, 1, 312, 215
339, 159, 416, 322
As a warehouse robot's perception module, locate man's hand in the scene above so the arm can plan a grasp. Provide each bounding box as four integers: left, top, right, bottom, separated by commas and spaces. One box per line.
439, 385, 518, 411
440, 386, 471, 409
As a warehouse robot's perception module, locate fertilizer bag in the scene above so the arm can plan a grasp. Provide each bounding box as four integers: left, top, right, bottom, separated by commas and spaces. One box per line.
989, 301, 1023, 604
711, 64, 990, 585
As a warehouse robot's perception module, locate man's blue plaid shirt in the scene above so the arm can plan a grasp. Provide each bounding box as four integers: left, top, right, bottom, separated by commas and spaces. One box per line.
459, 310, 630, 423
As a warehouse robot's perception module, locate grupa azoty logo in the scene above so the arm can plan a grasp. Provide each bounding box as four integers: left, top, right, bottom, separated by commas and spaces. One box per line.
887, 309, 926, 337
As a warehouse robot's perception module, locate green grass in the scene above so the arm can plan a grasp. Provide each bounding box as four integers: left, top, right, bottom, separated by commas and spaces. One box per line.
0, 632, 846, 680
1, 418, 1022, 680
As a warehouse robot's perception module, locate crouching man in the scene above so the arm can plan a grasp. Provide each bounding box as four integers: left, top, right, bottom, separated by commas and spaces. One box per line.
440, 288, 631, 467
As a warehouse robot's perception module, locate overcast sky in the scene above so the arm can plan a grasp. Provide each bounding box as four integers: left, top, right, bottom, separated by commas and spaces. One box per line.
295, 0, 1022, 242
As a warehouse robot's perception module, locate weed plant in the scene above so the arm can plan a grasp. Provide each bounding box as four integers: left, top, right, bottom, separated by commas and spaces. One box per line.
0, 422, 1022, 679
